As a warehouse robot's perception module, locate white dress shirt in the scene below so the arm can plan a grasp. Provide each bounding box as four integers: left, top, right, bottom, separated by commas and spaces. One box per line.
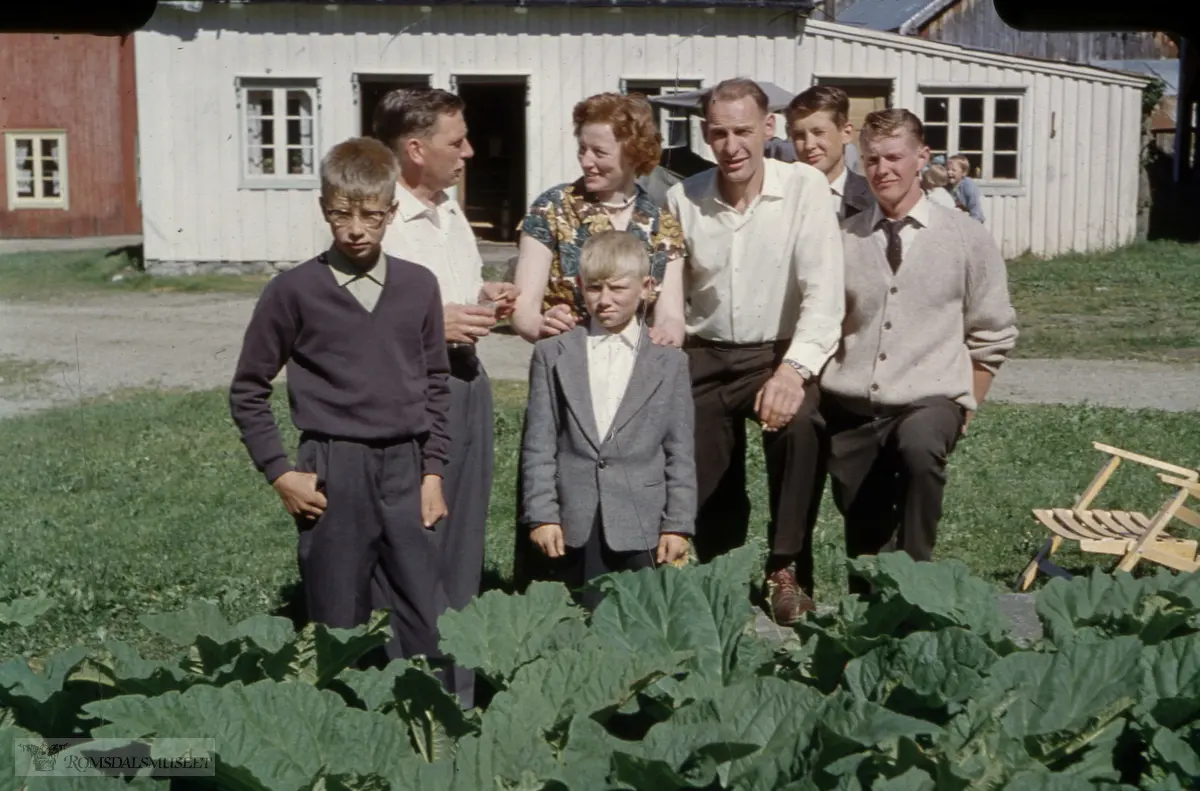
666, 158, 845, 375
382, 183, 483, 306
829, 167, 849, 219
586, 319, 641, 440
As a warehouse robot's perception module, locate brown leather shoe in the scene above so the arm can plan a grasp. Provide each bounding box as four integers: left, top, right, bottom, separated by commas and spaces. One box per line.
765, 568, 815, 625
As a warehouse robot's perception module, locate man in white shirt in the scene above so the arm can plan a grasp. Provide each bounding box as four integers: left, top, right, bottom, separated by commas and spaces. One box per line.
786, 85, 874, 221
666, 78, 845, 624
374, 88, 518, 707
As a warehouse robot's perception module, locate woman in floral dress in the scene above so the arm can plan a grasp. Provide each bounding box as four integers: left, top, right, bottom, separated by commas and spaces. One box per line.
510, 92, 688, 347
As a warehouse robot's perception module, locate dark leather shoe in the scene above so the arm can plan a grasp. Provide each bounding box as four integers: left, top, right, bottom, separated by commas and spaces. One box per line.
765, 568, 815, 625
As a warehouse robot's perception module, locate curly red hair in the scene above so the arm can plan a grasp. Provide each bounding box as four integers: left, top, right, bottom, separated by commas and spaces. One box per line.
572, 92, 663, 177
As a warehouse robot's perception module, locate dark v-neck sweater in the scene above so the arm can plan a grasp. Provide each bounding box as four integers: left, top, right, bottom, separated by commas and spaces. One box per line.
229, 251, 451, 483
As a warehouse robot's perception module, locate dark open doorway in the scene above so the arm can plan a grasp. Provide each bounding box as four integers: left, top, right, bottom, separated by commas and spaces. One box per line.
454, 78, 528, 242
356, 74, 432, 137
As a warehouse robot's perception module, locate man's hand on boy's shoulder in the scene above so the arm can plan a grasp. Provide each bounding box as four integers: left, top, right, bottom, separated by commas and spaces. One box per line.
444, 304, 496, 344
420, 474, 448, 529
272, 471, 327, 521
530, 523, 566, 558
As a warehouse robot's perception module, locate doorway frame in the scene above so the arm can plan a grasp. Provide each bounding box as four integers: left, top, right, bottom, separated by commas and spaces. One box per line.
811, 74, 896, 106
448, 72, 532, 218
352, 71, 434, 135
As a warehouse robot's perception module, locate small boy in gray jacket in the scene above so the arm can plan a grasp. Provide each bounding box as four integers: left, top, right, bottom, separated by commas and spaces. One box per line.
520, 230, 695, 609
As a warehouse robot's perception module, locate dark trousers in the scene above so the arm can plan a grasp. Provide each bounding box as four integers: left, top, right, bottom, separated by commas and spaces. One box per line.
685, 339, 824, 592
541, 512, 656, 611
370, 349, 493, 708
294, 435, 442, 662
820, 395, 966, 587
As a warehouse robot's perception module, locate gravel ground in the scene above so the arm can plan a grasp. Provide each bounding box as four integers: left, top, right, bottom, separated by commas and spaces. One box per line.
2, 292, 1198, 420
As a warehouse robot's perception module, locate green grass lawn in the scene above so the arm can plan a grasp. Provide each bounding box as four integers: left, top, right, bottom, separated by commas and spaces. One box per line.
0, 248, 270, 301
1007, 240, 1200, 362
2, 383, 1198, 661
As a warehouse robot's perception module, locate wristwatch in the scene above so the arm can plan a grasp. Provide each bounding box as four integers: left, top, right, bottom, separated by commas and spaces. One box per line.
783, 359, 813, 382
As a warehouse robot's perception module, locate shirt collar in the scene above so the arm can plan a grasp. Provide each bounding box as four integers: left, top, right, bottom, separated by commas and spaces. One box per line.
869, 192, 932, 230
325, 245, 387, 287
587, 317, 641, 348
396, 180, 457, 223
829, 167, 848, 198
701, 158, 787, 208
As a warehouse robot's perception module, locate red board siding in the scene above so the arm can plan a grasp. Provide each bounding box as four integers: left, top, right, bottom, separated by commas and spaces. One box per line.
0, 34, 140, 239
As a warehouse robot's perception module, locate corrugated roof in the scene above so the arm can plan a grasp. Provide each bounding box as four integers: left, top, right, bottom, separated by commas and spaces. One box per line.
835, 0, 934, 32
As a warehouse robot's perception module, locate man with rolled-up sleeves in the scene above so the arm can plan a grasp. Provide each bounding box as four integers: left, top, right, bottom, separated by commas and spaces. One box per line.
819, 108, 1018, 583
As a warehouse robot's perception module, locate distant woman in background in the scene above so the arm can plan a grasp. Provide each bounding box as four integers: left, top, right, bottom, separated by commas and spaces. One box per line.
510, 92, 687, 347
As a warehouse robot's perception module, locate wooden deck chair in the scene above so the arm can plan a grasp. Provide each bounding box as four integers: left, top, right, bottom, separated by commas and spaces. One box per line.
1015, 443, 1200, 591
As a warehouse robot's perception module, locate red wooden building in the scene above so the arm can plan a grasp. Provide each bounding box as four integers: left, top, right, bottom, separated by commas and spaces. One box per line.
0, 33, 140, 239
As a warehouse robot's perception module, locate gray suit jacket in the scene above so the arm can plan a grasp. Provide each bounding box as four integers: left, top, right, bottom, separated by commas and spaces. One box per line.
841, 169, 875, 220
520, 325, 697, 553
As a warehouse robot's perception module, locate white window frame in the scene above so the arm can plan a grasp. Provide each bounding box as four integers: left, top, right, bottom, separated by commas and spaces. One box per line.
620, 78, 704, 150
918, 88, 1025, 190
5, 130, 68, 209
236, 76, 321, 190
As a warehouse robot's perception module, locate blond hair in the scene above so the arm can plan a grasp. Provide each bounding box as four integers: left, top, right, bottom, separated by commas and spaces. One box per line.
319, 137, 398, 204
859, 108, 925, 149
947, 154, 972, 174
922, 163, 950, 190
579, 230, 650, 285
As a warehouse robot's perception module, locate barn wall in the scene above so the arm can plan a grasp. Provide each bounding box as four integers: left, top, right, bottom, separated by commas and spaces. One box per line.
134, 3, 1145, 268
0, 33, 141, 239
920, 0, 1178, 62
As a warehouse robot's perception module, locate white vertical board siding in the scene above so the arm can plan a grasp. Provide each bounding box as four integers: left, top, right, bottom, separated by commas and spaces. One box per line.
136, 5, 1147, 267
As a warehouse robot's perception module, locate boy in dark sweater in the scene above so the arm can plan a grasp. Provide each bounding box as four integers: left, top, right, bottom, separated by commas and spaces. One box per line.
229, 136, 452, 668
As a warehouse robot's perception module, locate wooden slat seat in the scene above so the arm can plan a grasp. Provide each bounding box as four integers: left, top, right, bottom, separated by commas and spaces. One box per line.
1016, 444, 1200, 591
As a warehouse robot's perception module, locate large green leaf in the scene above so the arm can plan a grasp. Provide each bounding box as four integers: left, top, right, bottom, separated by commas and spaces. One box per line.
844, 628, 999, 714
789, 597, 889, 693
85, 679, 425, 791
488, 631, 679, 743
589, 549, 760, 696
670, 677, 827, 790
0, 595, 55, 628
1036, 572, 1197, 648
0, 647, 92, 735
937, 636, 1140, 781
1139, 633, 1200, 729
87, 640, 191, 698
135, 600, 391, 690
849, 554, 1008, 645
437, 581, 584, 687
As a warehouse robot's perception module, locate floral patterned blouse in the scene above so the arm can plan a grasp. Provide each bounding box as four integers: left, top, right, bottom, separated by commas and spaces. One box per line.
519, 178, 687, 315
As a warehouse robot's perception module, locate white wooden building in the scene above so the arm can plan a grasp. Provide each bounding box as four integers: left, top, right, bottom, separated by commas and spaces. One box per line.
135, 0, 1150, 272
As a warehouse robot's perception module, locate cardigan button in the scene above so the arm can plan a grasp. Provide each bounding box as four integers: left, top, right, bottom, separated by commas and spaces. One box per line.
889, 286, 898, 295
884, 321, 893, 330
871, 383, 880, 392
598, 460, 607, 470
879, 353, 887, 361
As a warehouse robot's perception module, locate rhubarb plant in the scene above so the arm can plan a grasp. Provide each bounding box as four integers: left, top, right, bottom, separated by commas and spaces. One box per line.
2, 549, 1200, 789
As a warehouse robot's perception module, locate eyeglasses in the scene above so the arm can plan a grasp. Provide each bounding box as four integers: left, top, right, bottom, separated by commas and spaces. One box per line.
323, 205, 395, 230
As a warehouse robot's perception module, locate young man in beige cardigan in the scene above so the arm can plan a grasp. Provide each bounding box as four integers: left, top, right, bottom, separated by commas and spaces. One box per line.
819, 109, 1018, 581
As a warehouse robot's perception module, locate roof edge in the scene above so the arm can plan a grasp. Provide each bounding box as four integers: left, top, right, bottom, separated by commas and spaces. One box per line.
808, 18, 1154, 88
898, 0, 956, 36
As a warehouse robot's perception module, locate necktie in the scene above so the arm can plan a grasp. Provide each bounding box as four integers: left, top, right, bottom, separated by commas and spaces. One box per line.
882, 219, 905, 274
